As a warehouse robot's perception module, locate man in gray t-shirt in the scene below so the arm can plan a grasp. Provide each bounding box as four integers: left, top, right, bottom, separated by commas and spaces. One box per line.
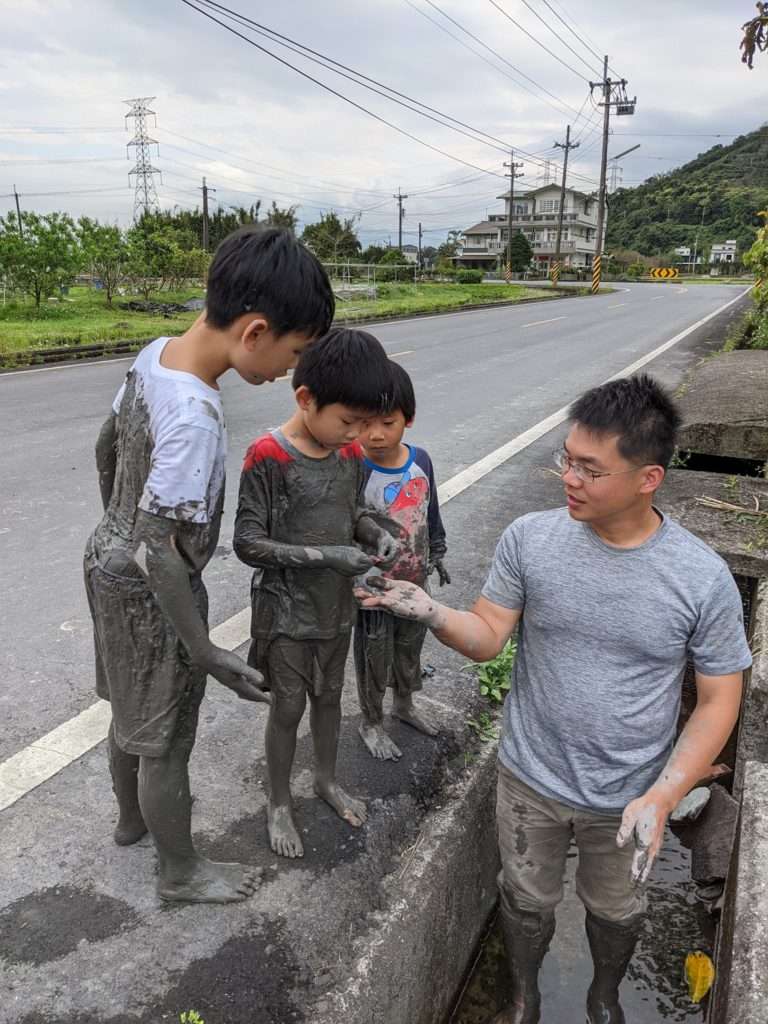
357, 375, 751, 1024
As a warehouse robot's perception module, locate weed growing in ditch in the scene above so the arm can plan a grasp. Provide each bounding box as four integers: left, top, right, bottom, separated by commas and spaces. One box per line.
464, 638, 518, 704
467, 711, 499, 741
180, 1012, 205, 1024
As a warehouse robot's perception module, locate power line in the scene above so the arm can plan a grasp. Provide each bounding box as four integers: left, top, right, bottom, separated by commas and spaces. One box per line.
487, 0, 589, 82
538, 0, 607, 67
410, 0, 585, 122
517, 0, 601, 77
191, 0, 514, 156
178, 0, 508, 179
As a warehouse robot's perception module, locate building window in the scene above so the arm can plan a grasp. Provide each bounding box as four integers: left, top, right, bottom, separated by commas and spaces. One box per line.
540, 199, 560, 213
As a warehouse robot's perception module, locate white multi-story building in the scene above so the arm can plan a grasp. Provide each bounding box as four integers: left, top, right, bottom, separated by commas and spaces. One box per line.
710, 240, 738, 265
455, 184, 601, 273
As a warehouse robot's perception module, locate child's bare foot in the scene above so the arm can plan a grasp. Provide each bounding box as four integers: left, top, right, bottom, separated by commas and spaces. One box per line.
157, 858, 263, 903
359, 722, 403, 761
392, 696, 440, 736
314, 780, 367, 826
113, 811, 148, 846
268, 801, 304, 859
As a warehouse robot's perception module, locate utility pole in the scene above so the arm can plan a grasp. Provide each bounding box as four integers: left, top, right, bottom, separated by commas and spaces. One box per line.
417, 220, 423, 273
589, 58, 636, 294
692, 203, 707, 277
13, 185, 23, 238
551, 125, 579, 286
394, 188, 408, 251
200, 177, 216, 252
503, 150, 524, 282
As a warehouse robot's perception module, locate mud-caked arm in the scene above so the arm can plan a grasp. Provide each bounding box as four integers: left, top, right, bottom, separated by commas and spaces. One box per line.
354, 513, 398, 566
133, 510, 268, 702
95, 413, 118, 511
234, 467, 375, 576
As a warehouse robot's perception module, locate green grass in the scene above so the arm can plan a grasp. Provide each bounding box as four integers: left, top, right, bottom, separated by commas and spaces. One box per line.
0, 287, 202, 352
0, 282, 561, 359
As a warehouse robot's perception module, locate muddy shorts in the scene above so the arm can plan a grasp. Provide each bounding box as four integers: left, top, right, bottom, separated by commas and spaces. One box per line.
353, 610, 425, 723
248, 633, 351, 702
84, 544, 208, 758
496, 761, 646, 924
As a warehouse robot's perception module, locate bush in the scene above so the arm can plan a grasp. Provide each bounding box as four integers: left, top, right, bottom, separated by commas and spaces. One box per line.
456, 269, 484, 284
464, 638, 518, 704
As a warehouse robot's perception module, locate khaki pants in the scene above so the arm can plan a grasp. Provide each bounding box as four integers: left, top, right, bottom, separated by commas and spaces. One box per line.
496, 762, 646, 924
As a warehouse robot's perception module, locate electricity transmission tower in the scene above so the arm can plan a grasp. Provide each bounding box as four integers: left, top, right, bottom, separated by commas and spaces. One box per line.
125, 97, 161, 220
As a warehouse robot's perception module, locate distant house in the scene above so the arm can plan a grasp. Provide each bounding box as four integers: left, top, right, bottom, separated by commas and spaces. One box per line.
401, 244, 419, 265
710, 240, 738, 265
454, 184, 601, 272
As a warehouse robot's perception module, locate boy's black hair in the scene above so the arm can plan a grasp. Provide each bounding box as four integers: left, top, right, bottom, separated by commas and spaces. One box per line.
568, 374, 682, 468
292, 327, 394, 413
205, 225, 334, 337
381, 359, 416, 421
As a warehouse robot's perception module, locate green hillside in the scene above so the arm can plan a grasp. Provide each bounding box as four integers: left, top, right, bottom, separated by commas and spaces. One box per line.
605, 125, 768, 258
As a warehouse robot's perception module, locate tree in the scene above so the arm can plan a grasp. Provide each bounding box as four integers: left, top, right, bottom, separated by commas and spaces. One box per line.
78, 218, 126, 306
741, 2, 768, 67
264, 201, 298, 231
436, 229, 462, 263
361, 244, 388, 264
301, 212, 361, 262
0, 211, 82, 308
124, 225, 178, 299
507, 230, 533, 274
376, 248, 410, 282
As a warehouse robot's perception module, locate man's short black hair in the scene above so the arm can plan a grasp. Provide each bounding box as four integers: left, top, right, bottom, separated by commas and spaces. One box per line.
292, 327, 394, 412
381, 360, 416, 421
568, 374, 682, 468
205, 225, 334, 337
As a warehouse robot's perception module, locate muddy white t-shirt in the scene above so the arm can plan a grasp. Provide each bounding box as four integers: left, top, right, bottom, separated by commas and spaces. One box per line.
111, 337, 227, 524
92, 337, 227, 573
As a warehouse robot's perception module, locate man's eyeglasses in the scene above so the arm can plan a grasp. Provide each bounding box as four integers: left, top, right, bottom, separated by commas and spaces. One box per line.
553, 449, 643, 483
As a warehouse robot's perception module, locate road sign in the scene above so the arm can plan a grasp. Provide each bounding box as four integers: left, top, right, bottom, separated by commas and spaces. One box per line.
649, 267, 679, 280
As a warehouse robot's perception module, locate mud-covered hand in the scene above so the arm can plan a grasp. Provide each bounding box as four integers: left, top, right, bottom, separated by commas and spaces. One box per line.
374, 530, 398, 567
354, 577, 444, 627
616, 789, 673, 884
322, 545, 376, 576
202, 647, 271, 704
428, 557, 451, 587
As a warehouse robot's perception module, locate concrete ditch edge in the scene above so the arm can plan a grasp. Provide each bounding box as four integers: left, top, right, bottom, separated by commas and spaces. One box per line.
312, 737, 500, 1024
710, 578, 768, 1024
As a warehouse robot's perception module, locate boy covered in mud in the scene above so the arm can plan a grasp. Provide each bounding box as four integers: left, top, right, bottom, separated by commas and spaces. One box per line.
85, 226, 334, 903
354, 360, 450, 761
233, 328, 397, 859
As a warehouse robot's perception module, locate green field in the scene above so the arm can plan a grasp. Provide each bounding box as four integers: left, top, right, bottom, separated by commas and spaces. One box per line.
0, 282, 565, 360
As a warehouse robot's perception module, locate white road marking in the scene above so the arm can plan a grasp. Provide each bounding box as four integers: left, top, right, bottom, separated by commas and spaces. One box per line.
388, 349, 415, 358
607, 303, 626, 309
0, 285, 752, 812
521, 317, 566, 328
651, 296, 664, 301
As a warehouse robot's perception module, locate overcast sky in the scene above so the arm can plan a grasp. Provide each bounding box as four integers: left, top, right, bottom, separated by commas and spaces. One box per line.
1, 0, 766, 246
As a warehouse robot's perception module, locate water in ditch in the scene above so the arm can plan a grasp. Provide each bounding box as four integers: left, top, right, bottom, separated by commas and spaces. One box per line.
451, 832, 714, 1023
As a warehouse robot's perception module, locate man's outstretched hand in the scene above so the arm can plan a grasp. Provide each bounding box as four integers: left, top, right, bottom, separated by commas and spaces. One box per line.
616, 788, 673, 884
202, 647, 271, 704
354, 577, 443, 627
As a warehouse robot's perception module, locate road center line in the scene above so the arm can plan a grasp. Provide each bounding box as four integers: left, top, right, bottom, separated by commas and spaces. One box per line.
521, 316, 566, 328
0, 286, 751, 813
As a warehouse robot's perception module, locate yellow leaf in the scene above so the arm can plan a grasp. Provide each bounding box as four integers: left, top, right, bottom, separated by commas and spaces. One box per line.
685, 950, 715, 1003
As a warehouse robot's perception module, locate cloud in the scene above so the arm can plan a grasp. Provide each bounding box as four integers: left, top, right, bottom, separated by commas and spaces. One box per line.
1, 0, 766, 243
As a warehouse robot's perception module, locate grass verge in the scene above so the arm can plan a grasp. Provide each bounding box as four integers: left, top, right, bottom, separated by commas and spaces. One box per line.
0, 282, 573, 363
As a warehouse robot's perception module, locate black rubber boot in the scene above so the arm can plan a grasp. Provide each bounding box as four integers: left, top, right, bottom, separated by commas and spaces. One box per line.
487, 899, 556, 1024
585, 911, 643, 1024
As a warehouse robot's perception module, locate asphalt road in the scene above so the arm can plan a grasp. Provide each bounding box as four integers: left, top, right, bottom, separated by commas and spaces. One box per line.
0, 281, 750, 762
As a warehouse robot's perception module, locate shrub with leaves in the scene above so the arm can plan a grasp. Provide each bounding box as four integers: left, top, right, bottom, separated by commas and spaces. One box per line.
464, 637, 518, 704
